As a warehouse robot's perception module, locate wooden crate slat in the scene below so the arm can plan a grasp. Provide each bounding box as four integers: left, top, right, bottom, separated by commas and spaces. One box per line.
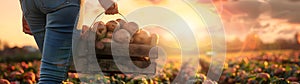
96, 43, 158, 59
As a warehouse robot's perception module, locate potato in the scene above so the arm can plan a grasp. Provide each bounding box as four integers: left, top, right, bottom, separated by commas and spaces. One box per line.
0, 79, 10, 84
150, 34, 159, 45
256, 73, 270, 79
95, 21, 106, 32
131, 29, 151, 44
287, 77, 298, 82
106, 20, 120, 32
274, 68, 286, 75
24, 79, 33, 84
247, 79, 256, 84
197, 74, 207, 81
96, 41, 105, 49
81, 25, 89, 36
106, 31, 113, 38
9, 71, 22, 79
122, 22, 139, 35
233, 65, 240, 69
80, 25, 89, 38
237, 70, 247, 79
94, 21, 107, 41
24, 72, 36, 82
254, 67, 262, 73
113, 29, 131, 43
116, 19, 126, 27
101, 38, 112, 43
270, 64, 278, 69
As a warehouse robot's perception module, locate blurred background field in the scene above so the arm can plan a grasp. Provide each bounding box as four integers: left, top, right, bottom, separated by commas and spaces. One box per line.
0, 38, 299, 83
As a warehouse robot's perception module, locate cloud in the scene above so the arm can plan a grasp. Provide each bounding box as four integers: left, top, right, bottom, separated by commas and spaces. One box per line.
212, 0, 300, 42
223, 0, 268, 19
221, 0, 300, 24
269, 0, 300, 24
256, 26, 300, 43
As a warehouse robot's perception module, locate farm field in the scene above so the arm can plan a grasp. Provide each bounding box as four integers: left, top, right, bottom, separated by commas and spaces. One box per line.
0, 50, 299, 84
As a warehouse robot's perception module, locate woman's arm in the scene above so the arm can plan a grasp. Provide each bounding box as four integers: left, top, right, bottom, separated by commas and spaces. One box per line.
98, 0, 119, 14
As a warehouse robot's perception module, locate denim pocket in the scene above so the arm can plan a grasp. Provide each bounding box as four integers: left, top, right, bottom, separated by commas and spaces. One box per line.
39, 0, 69, 13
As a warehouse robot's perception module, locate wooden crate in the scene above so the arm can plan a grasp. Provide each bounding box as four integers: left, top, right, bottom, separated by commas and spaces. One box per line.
69, 34, 159, 75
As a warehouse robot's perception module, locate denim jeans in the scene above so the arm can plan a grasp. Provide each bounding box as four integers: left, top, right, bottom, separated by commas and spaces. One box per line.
21, 0, 80, 83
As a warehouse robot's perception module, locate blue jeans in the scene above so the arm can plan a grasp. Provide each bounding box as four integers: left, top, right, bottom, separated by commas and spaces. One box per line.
21, 0, 80, 83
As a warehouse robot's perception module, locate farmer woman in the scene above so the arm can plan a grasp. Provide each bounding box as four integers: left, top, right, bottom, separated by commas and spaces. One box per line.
20, 0, 118, 83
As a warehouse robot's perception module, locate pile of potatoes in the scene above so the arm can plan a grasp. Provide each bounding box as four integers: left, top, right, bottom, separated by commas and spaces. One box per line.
81, 19, 158, 49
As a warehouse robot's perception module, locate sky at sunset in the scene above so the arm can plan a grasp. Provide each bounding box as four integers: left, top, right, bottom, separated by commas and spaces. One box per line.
0, 0, 36, 48
1, 0, 300, 49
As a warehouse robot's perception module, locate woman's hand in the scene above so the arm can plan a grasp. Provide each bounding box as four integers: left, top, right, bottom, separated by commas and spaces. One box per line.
105, 2, 118, 15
